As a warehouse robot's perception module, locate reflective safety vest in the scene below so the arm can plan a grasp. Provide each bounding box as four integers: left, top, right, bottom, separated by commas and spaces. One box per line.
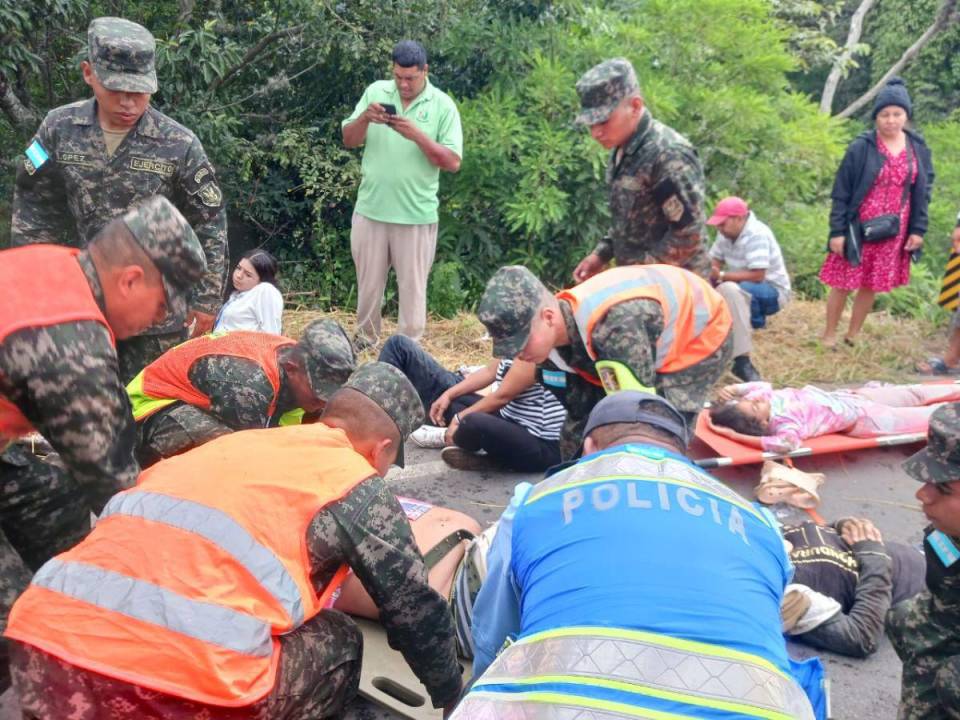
556, 264, 731, 376
456, 445, 823, 720
0, 245, 112, 441
127, 331, 296, 422
5, 424, 375, 706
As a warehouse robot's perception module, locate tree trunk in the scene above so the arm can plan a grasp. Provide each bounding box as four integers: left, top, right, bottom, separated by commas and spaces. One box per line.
820, 0, 877, 114
0, 73, 38, 131
837, 0, 959, 118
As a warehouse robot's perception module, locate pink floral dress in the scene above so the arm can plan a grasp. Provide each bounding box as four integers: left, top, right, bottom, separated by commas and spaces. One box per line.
820, 139, 917, 292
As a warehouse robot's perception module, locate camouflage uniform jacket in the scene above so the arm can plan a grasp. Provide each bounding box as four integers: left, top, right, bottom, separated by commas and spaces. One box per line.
889, 528, 960, 719
0, 254, 138, 512
9, 473, 463, 714
308, 475, 462, 708
11, 98, 227, 334
166, 353, 300, 430
594, 110, 710, 277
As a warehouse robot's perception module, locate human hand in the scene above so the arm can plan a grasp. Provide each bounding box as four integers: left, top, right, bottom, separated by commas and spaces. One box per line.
430, 394, 451, 426
905, 234, 924, 252
386, 115, 421, 141
573, 253, 606, 282
952, 227, 960, 255
186, 310, 215, 337
839, 517, 883, 545
715, 385, 739, 404
444, 415, 460, 445
709, 266, 722, 284
828, 236, 845, 255
362, 103, 392, 125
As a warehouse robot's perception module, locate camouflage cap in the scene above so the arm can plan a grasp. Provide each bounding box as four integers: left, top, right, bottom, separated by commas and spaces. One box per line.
343, 361, 424, 466
903, 403, 960, 484
88, 17, 158, 94
297, 319, 356, 401
574, 58, 639, 126
477, 266, 546, 359
119, 196, 206, 322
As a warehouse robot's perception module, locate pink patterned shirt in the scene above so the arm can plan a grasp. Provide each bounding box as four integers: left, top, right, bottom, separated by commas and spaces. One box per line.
736, 382, 862, 453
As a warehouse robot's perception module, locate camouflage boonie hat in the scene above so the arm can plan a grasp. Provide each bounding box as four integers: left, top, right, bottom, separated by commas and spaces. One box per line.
119, 196, 206, 322
88, 17, 158, 94
297, 319, 356, 401
477, 266, 545, 359
343, 362, 424, 466
903, 403, 960, 484
574, 58, 639, 126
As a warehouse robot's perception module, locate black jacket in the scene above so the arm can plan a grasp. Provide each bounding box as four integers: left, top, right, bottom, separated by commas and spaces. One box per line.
828, 128, 934, 241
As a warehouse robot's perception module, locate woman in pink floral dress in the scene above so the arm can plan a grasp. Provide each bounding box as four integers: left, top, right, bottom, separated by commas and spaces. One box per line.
820, 78, 933, 347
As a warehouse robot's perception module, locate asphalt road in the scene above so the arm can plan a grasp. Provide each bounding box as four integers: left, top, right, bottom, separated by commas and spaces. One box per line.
0, 435, 926, 719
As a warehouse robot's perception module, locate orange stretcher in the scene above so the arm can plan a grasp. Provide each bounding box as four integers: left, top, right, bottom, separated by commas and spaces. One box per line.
691, 412, 926, 469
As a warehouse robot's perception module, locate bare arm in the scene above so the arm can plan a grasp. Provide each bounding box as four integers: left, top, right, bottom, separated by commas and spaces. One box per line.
457, 360, 537, 419
429, 361, 498, 425
721, 268, 766, 283
342, 102, 391, 148
387, 116, 461, 172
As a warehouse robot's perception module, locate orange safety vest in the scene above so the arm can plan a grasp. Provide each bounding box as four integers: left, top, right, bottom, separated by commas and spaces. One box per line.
556, 264, 731, 377
132, 331, 296, 421
0, 245, 113, 440
6, 423, 375, 707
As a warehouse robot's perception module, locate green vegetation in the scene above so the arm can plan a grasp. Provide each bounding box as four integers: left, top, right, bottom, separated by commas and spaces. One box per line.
1, 0, 958, 325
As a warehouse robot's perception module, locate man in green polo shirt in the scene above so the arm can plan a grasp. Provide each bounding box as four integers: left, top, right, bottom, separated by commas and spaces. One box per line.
342, 40, 463, 349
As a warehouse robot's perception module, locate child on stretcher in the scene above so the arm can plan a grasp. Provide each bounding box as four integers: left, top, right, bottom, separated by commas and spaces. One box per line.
708, 381, 960, 453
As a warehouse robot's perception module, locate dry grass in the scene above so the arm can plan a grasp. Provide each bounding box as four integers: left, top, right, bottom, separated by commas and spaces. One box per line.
284, 299, 949, 386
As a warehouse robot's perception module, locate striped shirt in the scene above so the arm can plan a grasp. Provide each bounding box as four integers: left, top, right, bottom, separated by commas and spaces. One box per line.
497, 360, 565, 440
709, 212, 791, 306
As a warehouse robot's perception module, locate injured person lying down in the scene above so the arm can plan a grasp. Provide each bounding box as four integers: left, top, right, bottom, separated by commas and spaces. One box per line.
708, 381, 960, 453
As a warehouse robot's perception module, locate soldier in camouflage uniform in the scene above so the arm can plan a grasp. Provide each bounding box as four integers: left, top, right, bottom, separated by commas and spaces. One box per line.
888, 403, 960, 719
130, 319, 357, 466
571, 58, 710, 283
477, 265, 733, 458
0, 196, 206, 689
8, 362, 464, 718
11, 16, 228, 383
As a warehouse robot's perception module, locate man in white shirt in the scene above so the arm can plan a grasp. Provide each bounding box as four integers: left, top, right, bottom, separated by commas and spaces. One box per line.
708, 196, 791, 382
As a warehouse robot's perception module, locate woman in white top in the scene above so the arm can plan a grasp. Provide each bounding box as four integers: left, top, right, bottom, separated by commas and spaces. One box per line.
214, 249, 284, 334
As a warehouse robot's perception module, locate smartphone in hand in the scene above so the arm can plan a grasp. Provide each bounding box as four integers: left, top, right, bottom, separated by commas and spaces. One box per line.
380, 103, 397, 116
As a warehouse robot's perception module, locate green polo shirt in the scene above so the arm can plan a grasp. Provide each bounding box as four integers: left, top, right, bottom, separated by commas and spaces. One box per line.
343, 79, 463, 225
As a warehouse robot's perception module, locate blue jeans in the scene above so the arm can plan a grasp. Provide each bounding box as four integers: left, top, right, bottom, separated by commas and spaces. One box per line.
739, 281, 781, 329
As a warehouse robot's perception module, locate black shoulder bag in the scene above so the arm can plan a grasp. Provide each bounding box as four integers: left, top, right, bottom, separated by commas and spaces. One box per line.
859, 140, 913, 243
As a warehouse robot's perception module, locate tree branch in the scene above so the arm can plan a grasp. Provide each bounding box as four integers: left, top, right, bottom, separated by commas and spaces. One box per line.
820, 0, 877, 114
837, 0, 959, 118
0, 72, 39, 131
208, 24, 305, 94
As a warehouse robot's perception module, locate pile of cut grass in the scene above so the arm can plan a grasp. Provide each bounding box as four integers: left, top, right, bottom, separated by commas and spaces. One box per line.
284, 300, 948, 387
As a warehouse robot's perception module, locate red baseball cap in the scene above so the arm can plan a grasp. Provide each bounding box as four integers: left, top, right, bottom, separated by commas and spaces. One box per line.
707, 196, 749, 225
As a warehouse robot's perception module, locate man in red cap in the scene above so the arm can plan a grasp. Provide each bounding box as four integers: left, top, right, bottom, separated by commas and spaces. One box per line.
707, 196, 791, 382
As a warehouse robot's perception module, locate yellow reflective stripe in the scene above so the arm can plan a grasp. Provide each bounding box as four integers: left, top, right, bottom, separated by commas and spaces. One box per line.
525, 472, 765, 522
595, 361, 656, 395
520, 626, 786, 679
476, 675, 792, 720
278, 408, 305, 426
465, 690, 698, 720
126, 369, 177, 421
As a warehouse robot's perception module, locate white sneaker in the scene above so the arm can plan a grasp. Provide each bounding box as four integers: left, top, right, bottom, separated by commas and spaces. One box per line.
410, 424, 447, 448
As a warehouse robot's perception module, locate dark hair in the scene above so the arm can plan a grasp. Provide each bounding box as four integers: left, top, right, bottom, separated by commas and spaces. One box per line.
392, 40, 427, 69
709, 402, 768, 436
228, 249, 279, 297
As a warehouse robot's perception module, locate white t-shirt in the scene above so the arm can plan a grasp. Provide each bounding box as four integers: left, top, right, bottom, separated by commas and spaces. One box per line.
214, 283, 284, 334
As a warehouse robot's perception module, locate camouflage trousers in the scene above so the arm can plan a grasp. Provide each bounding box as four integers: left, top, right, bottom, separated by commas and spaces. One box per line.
0, 445, 92, 691
11, 608, 363, 719
117, 329, 188, 385
558, 333, 734, 458
889, 591, 960, 719
137, 403, 232, 467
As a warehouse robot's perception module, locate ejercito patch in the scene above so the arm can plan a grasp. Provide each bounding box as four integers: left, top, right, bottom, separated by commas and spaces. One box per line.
130, 157, 175, 176
23, 157, 36, 175
662, 194, 684, 223
194, 167, 209, 184
198, 182, 223, 207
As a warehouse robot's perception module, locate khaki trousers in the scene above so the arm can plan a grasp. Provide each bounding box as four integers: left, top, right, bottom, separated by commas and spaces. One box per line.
351, 213, 438, 343
715, 281, 753, 358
